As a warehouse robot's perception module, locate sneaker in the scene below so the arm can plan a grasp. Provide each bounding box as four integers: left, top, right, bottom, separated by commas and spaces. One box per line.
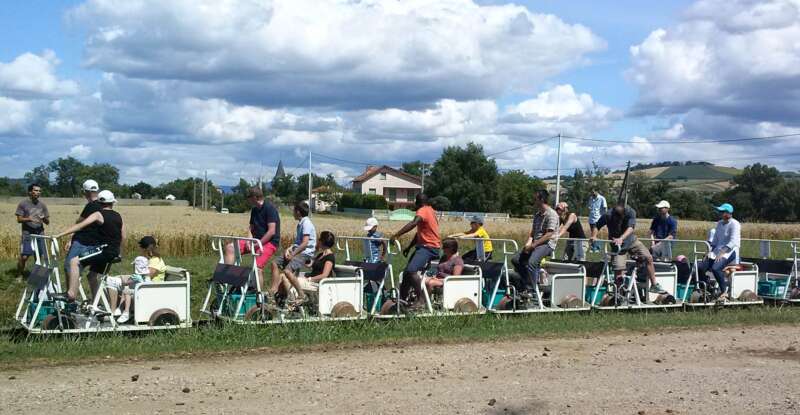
117, 312, 130, 324
649, 283, 667, 294
113, 308, 122, 317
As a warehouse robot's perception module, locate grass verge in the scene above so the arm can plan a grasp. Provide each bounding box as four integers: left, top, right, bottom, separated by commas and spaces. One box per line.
2, 306, 799, 369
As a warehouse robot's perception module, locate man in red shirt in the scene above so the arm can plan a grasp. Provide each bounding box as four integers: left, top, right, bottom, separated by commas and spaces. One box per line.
391, 194, 441, 309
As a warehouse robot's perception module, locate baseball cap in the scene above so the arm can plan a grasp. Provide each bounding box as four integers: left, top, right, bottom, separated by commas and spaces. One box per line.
132, 256, 150, 275
97, 190, 116, 203
655, 200, 671, 209
138, 235, 157, 248
363, 217, 379, 231
82, 179, 99, 192
715, 203, 734, 213
469, 215, 484, 224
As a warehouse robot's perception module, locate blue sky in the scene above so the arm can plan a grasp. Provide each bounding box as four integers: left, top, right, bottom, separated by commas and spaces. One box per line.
1, 0, 799, 185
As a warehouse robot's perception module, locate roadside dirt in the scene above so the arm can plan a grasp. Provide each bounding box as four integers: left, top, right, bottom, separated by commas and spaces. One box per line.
2, 325, 799, 414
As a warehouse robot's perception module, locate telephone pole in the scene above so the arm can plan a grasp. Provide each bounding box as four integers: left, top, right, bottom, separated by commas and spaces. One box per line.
555, 133, 563, 205
307, 150, 313, 217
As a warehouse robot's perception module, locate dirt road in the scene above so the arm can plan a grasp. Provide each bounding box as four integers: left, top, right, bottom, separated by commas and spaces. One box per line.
2, 325, 799, 414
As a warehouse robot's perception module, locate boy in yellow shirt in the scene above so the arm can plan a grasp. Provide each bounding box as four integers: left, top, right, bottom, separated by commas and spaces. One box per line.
449, 215, 493, 261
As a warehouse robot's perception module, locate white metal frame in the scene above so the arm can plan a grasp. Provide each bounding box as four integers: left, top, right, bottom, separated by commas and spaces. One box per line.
336, 235, 403, 317
201, 235, 265, 323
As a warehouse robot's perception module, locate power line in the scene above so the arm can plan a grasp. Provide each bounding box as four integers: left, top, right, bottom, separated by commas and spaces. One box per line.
485, 136, 557, 157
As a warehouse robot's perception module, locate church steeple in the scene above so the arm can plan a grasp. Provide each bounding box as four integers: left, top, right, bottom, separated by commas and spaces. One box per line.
274, 160, 286, 179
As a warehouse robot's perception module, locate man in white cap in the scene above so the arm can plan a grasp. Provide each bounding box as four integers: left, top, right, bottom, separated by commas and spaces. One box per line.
649, 200, 677, 260
64, 179, 102, 276
56, 190, 125, 302
363, 217, 386, 263
698, 203, 740, 301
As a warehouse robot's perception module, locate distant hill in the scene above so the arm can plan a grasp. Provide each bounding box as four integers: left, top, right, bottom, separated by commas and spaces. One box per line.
654, 164, 740, 180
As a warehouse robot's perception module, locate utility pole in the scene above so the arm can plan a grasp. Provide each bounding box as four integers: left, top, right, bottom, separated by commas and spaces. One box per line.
555, 133, 563, 206
219, 188, 224, 212
203, 170, 208, 210
421, 163, 426, 193
308, 150, 313, 217
192, 178, 197, 209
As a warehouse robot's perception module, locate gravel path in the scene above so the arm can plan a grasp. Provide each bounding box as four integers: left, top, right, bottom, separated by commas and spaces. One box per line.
2, 325, 799, 414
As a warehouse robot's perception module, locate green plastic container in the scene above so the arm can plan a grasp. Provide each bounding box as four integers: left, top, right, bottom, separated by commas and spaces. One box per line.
225, 292, 258, 317
758, 278, 787, 297
482, 288, 504, 309
364, 290, 384, 312
585, 285, 607, 305
676, 283, 694, 301
27, 300, 78, 323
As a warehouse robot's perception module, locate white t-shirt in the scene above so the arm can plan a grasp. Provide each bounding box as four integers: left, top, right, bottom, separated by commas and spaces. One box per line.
295, 216, 317, 256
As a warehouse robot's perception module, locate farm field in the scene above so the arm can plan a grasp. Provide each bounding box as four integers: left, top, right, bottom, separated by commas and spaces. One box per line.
2, 202, 799, 260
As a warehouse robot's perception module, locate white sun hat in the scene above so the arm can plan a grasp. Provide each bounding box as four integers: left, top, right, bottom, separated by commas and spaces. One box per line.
363, 217, 379, 231
654, 200, 671, 209
98, 190, 117, 203
82, 179, 99, 192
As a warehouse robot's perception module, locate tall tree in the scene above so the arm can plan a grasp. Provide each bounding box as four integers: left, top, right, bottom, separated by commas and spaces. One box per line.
401, 161, 424, 177
495, 170, 545, 216
426, 143, 499, 212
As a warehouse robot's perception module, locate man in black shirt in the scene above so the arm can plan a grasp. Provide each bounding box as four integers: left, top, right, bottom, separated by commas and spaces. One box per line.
63, 179, 103, 294
224, 187, 281, 293
589, 203, 666, 294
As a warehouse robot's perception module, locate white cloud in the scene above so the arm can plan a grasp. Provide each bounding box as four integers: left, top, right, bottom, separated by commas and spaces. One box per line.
628, 0, 800, 124
69, 0, 604, 109
68, 144, 92, 159
0, 51, 79, 99
0, 97, 34, 135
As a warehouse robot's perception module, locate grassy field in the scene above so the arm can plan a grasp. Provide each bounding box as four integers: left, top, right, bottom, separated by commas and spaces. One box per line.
2, 202, 799, 260
3, 303, 799, 368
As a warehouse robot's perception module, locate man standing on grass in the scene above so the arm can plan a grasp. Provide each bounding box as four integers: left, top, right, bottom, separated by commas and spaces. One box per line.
511, 190, 558, 299
390, 193, 440, 310
698, 203, 741, 302
224, 187, 280, 295
15, 183, 49, 278
590, 202, 667, 295
587, 188, 607, 252
650, 200, 677, 260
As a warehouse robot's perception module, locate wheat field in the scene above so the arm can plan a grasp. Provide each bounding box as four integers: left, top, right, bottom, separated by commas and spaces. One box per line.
1, 202, 799, 259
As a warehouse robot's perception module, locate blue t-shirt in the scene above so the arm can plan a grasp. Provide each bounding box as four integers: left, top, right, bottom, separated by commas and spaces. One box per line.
650, 215, 678, 240
364, 230, 385, 263
250, 201, 280, 246
295, 216, 316, 256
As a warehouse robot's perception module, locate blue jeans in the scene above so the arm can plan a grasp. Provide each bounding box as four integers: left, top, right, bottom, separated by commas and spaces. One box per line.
698, 251, 737, 294
64, 240, 98, 275
512, 245, 553, 291
405, 246, 440, 274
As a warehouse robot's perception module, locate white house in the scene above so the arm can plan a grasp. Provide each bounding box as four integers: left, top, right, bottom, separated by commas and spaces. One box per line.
165, 194, 176, 201
351, 165, 422, 207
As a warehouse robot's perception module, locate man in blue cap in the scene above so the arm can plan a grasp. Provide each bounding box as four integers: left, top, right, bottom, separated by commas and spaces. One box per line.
698, 203, 741, 301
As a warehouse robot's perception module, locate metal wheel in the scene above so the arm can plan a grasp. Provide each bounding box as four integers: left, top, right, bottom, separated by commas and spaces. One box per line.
380, 299, 398, 315
453, 298, 478, 313
148, 308, 180, 327
737, 289, 759, 302
42, 314, 76, 331
244, 305, 271, 322
330, 302, 358, 318
558, 294, 582, 309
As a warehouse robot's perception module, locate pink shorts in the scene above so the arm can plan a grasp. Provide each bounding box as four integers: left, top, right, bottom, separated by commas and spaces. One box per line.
238, 240, 277, 269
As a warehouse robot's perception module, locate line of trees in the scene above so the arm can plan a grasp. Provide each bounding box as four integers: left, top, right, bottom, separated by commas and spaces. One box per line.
4, 154, 798, 223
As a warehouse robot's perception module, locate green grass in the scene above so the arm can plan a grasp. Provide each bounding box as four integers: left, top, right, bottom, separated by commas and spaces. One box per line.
3, 252, 800, 369
654, 164, 739, 180
2, 307, 799, 369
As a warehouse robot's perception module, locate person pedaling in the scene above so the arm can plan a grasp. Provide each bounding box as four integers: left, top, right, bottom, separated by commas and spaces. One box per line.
53, 190, 125, 304
390, 194, 441, 312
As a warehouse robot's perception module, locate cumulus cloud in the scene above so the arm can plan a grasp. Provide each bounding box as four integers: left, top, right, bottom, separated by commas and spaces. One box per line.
0, 51, 79, 99
628, 0, 800, 126
68, 144, 92, 159
0, 97, 34, 135
69, 0, 604, 109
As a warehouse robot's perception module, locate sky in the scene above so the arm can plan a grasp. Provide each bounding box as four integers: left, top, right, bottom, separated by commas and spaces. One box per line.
1, 0, 799, 186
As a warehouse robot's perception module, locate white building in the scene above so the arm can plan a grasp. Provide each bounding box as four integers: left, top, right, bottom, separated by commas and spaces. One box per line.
165, 194, 176, 201
351, 165, 422, 207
